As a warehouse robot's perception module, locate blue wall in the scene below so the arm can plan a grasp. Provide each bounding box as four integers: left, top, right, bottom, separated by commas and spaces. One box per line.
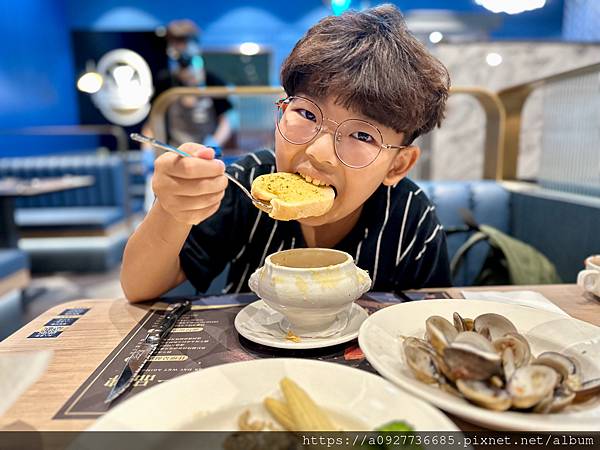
0, 0, 568, 156
0, 0, 98, 156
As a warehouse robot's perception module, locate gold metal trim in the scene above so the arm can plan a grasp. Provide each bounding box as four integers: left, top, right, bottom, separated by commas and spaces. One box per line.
450, 87, 505, 180
148, 86, 284, 143
148, 86, 505, 179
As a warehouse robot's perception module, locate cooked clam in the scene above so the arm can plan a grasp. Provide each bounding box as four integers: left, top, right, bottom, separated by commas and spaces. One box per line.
403, 337, 440, 384
533, 351, 581, 391
494, 332, 532, 380
473, 313, 518, 341
494, 333, 531, 368
425, 316, 458, 355
533, 386, 576, 414
508, 365, 559, 409
501, 347, 516, 381
443, 331, 502, 381
403, 311, 600, 414
453, 312, 468, 333
456, 379, 511, 411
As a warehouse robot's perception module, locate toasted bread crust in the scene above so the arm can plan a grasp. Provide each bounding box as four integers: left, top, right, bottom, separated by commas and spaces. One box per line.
251, 173, 335, 221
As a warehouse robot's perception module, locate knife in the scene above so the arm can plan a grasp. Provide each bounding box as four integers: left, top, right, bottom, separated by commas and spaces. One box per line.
105, 300, 191, 403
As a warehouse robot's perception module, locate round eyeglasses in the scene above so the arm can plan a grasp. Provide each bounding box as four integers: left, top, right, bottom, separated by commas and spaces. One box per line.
275, 96, 407, 169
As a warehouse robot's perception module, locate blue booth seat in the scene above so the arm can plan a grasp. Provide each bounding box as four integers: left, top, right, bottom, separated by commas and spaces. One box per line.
418, 181, 511, 286
0, 249, 29, 279
16, 207, 124, 232
0, 154, 134, 272
0, 249, 30, 340
0, 154, 129, 233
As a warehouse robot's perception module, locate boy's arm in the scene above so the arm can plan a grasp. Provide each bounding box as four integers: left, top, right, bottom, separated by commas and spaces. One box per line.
120, 143, 228, 303
120, 201, 190, 303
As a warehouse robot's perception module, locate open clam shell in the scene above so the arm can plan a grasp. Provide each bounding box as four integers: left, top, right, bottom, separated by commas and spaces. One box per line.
443, 331, 502, 381
533, 351, 581, 390
508, 365, 559, 409
474, 313, 518, 341
456, 379, 511, 411
403, 337, 440, 384
425, 316, 458, 355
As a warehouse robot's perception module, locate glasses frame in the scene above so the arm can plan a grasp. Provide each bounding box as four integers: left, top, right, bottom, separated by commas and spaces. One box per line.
275, 96, 408, 169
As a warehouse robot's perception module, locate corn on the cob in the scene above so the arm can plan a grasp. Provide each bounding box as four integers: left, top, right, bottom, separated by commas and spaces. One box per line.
280, 377, 336, 431
263, 397, 296, 431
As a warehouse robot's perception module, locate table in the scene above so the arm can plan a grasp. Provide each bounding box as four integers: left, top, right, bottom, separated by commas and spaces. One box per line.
0, 176, 95, 248
0, 284, 597, 432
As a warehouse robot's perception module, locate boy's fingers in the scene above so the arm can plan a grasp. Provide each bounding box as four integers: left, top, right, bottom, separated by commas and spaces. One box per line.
161, 174, 229, 196
178, 142, 209, 156
159, 153, 225, 179
178, 142, 217, 161
174, 191, 226, 211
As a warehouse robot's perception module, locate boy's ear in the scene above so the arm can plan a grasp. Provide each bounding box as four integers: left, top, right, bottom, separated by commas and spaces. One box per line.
382, 146, 420, 186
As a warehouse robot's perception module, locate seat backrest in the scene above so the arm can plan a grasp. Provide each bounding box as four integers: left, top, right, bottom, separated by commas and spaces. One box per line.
0, 155, 126, 208
417, 180, 511, 286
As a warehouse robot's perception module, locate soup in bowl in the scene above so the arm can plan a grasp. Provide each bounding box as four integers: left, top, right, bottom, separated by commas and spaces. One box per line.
248, 248, 371, 332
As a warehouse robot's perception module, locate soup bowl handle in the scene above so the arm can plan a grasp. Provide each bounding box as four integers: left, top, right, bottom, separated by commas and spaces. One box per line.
357, 267, 372, 294
248, 267, 263, 297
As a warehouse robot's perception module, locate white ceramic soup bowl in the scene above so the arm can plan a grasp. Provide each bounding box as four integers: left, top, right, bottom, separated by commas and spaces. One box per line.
248, 248, 372, 332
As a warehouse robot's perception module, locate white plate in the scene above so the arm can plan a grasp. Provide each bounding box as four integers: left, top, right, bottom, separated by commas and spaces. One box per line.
234, 300, 368, 349
358, 299, 600, 431
89, 358, 459, 433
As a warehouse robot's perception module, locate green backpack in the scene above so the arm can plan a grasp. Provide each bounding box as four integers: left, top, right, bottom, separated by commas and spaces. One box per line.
449, 212, 561, 286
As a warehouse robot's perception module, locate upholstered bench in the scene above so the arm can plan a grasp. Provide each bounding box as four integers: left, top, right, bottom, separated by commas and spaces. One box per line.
0, 249, 29, 340
0, 155, 131, 272
418, 180, 510, 286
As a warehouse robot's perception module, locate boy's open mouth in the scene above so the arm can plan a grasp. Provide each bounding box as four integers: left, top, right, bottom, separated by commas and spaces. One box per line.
296, 172, 338, 197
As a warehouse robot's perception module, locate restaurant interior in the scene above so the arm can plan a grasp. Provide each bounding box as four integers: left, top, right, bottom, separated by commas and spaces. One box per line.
1, 0, 600, 439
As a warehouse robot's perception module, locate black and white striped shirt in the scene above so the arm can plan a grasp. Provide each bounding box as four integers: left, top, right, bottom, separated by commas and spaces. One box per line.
179, 150, 451, 294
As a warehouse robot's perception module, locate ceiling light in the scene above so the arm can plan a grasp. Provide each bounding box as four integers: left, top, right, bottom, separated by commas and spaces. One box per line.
429, 31, 443, 44
475, 0, 546, 15
239, 42, 260, 56
77, 71, 103, 94
486, 52, 503, 66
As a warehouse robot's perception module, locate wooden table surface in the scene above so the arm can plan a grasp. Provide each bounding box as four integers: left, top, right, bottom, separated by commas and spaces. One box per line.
0, 284, 597, 432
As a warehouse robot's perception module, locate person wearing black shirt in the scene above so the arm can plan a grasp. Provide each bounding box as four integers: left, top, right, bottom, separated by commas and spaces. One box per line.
180, 150, 450, 294
121, 5, 452, 302
144, 19, 233, 148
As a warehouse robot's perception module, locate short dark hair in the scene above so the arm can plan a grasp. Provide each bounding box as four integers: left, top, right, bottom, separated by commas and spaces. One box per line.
166, 19, 199, 44
280, 4, 450, 144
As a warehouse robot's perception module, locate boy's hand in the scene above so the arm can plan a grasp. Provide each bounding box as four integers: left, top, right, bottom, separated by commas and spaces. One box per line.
152, 142, 228, 225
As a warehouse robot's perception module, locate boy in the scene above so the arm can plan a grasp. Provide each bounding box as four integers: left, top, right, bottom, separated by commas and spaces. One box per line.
121, 4, 451, 302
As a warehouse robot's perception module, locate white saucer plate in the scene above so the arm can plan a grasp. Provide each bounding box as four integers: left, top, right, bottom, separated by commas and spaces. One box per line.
358, 299, 600, 431
234, 300, 368, 349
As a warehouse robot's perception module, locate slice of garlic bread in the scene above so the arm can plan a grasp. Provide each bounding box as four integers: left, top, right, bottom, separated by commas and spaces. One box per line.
251, 173, 335, 221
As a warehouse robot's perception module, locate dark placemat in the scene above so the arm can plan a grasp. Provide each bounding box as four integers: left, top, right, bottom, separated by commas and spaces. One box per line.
54, 291, 450, 420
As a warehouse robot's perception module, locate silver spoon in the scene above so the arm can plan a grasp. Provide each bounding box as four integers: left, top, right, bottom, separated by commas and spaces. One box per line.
131, 133, 272, 213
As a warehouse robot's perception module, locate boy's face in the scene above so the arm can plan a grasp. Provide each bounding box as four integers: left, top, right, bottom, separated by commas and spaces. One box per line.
275, 94, 418, 227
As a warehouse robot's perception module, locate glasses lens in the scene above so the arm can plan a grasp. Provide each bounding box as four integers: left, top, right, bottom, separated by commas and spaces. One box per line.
277, 97, 322, 144
335, 120, 383, 168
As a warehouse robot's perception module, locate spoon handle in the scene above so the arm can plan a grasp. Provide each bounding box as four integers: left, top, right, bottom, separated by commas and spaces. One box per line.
130, 133, 193, 158
130, 133, 272, 213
